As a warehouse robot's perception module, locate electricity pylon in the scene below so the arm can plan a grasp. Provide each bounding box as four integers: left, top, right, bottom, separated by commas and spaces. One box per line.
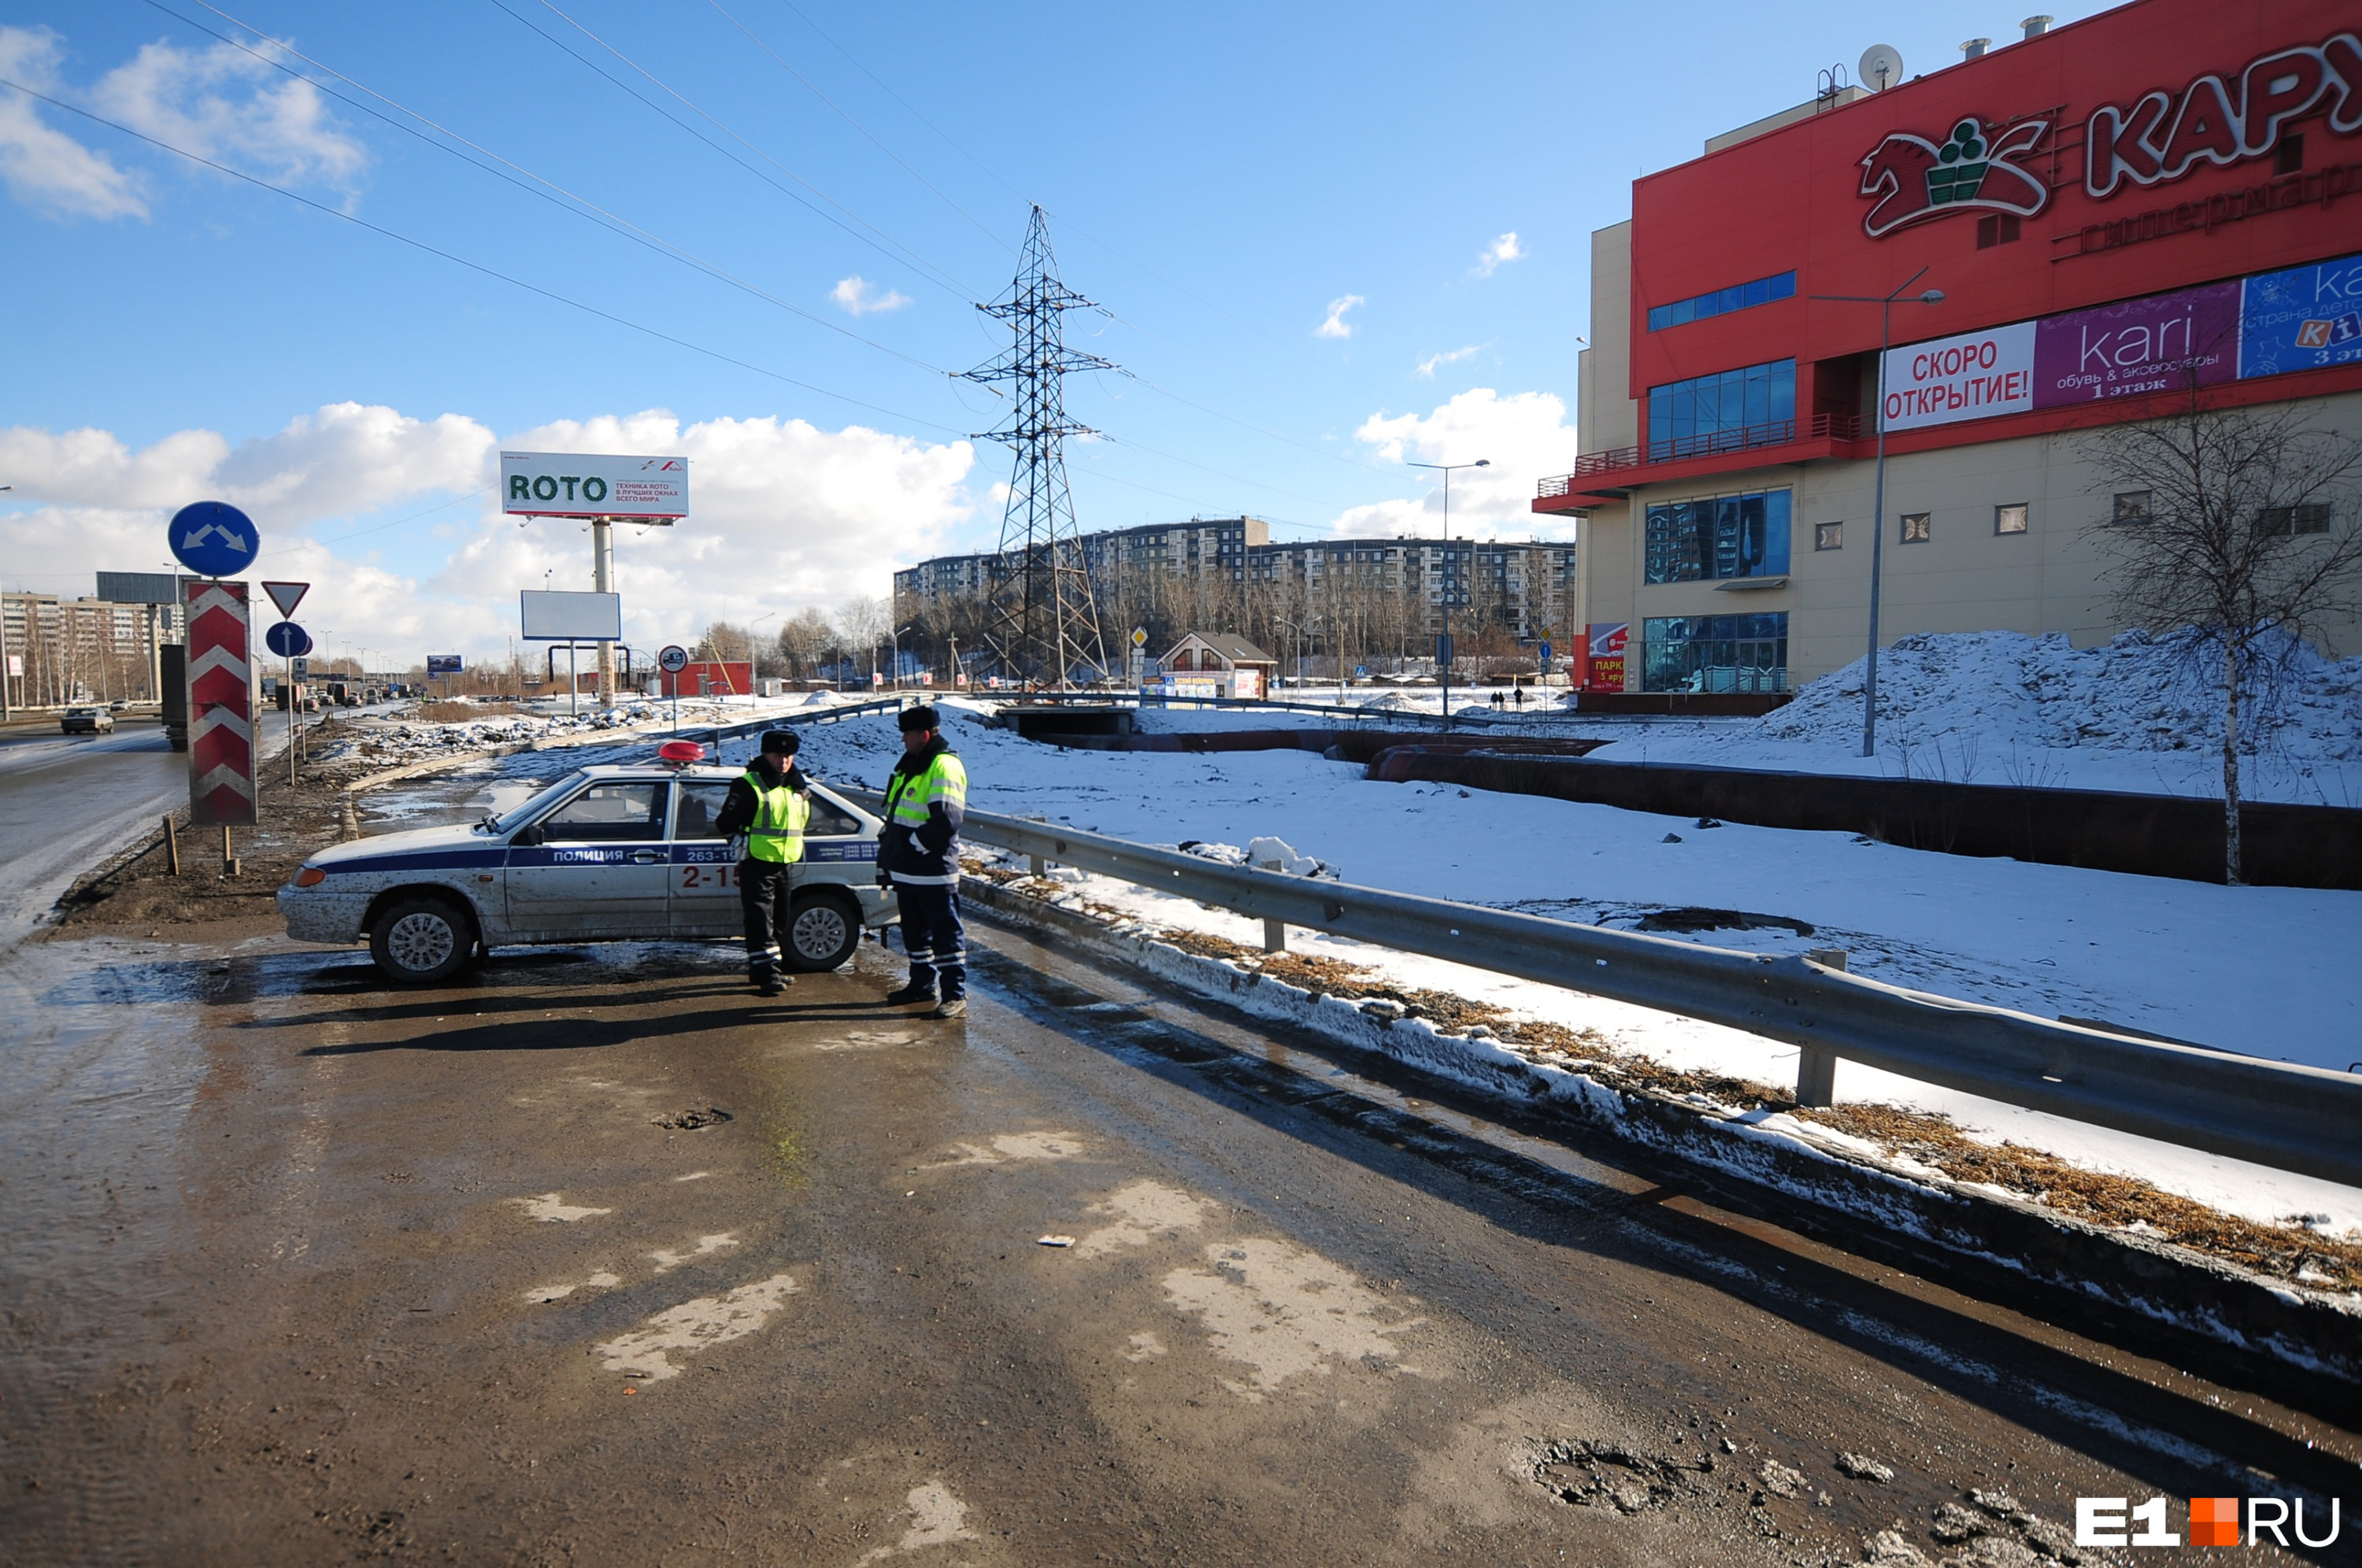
963, 205, 1110, 690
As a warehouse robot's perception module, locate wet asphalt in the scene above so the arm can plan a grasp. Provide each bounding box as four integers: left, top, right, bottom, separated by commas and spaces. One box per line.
3, 891, 2356, 1565
0, 713, 291, 947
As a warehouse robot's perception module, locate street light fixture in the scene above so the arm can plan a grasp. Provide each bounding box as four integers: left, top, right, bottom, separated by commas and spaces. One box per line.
889, 623, 915, 693
1405, 458, 1489, 729
1810, 269, 1944, 756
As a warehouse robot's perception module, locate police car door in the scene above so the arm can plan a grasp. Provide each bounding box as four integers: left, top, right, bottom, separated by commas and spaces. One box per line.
505, 778, 674, 937
667, 777, 740, 938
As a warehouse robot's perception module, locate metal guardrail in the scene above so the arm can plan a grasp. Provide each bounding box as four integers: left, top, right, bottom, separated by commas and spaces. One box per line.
845, 797, 2362, 1189
679, 695, 911, 748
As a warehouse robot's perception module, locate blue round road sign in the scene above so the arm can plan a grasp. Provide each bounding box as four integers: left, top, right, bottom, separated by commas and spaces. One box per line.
169, 501, 259, 578
265, 620, 313, 658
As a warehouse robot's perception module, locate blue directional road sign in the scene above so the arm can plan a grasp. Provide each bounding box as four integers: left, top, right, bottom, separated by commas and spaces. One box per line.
1538, 641, 1553, 664
265, 621, 313, 658
169, 501, 258, 578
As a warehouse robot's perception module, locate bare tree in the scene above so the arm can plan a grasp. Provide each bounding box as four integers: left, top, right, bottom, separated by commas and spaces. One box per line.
2087, 396, 2362, 883
833, 596, 891, 683
774, 607, 835, 680
701, 620, 753, 663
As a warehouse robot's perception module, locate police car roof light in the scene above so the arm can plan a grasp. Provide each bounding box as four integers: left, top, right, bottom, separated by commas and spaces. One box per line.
657, 740, 707, 766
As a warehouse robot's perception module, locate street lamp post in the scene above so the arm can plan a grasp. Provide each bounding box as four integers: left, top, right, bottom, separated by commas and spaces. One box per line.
1406, 459, 1489, 730
1810, 270, 1944, 757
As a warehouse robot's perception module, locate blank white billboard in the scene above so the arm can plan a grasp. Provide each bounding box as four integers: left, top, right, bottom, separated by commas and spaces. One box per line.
520, 590, 623, 642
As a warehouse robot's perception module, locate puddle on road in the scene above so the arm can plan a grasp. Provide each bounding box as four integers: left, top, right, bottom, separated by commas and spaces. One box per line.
813, 1030, 923, 1053
927, 1130, 1089, 1167
516, 1193, 611, 1223
854, 1480, 978, 1564
1073, 1178, 1218, 1257
1163, 1238, 1424, 1400
594, 1272, 802, 1381
648, 1233, 739, 1273
522, 1269, 621, 1304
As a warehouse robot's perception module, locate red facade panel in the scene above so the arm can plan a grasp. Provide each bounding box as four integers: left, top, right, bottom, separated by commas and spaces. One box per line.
1628, 0, 2362, 405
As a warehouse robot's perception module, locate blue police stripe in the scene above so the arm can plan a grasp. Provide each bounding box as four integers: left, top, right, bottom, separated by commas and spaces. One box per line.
324, 849, 506, 876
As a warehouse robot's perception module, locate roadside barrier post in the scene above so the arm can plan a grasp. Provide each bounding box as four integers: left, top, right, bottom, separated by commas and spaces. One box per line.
164, 815, 180, 876
1796, 949, 1849, 1107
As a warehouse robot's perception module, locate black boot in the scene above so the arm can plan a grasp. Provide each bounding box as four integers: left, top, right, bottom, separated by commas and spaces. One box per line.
884, 982, 937, 1006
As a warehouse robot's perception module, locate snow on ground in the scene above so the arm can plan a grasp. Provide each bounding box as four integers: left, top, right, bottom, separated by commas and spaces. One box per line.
788, 703, 2362, 1236
1586, 630, 2362, 806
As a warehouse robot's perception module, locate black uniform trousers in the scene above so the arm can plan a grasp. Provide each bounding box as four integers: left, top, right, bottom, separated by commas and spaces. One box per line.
739, 858, 797, 979
891, 879, 965, 1000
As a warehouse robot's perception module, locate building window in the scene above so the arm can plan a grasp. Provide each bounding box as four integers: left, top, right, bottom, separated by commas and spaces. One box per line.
2112, 491, 2152, 525
1813, 521, 1844, 552
1646, 360, 1797, 461
1644, 489, 1792, 584
1975, 213, 2021, 248
1900, 512, 1933, 544
1646, 270, 1797, 332
1994, 503, 2029, 535
2258, 504, 2331, 535
1640, 613, 1788, 693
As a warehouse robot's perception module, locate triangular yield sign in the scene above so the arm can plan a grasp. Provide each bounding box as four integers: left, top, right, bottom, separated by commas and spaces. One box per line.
261, 580, 309, 618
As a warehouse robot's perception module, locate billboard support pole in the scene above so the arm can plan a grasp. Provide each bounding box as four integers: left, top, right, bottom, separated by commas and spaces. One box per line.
592, 519, 615, 709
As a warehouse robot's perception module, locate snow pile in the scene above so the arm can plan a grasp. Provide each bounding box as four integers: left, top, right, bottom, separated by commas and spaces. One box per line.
1766, 630, 2362, 761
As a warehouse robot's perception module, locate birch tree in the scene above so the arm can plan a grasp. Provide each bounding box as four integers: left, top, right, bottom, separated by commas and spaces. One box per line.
2086, 398, 2362, 883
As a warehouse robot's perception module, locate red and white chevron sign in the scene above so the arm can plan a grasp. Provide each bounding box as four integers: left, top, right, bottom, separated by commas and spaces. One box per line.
185, 579, 257, 827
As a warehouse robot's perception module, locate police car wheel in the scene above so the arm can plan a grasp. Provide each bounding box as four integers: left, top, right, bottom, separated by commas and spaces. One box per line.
370, 897, 472, 984
785, 893, 859, 971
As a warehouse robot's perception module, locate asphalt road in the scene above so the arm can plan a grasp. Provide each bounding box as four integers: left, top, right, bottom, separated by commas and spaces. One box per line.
0, 712, 291, 949
2, 902, 2352, 1565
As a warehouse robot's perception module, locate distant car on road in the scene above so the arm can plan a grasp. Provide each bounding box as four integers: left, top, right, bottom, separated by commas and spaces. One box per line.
60, 706, 114, 734
108, 699, 129, 712
278, 760, 898, 984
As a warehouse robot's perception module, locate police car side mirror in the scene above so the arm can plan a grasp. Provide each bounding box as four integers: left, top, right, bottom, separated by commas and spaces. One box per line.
513, 823, 544, 846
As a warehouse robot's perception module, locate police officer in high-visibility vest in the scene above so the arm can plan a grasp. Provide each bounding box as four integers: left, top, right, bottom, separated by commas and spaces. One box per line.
877, 705, 968, 1019
715, 729, 812, 996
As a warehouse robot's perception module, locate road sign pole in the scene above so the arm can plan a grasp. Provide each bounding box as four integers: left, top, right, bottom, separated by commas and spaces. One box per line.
288, 653, 297, 786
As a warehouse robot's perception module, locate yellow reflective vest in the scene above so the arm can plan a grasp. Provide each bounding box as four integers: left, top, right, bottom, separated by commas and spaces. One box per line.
742, 768, 810, 864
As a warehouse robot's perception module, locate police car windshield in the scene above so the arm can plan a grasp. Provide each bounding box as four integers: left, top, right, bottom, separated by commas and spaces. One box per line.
484, 771, 590, 834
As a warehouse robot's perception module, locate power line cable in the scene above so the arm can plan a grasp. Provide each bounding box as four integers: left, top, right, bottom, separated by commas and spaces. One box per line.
147, 0, 951, 377
0, 79, 973, 438
508, 0, 978, 301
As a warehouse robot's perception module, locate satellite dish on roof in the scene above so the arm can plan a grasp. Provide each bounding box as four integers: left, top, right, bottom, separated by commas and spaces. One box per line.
1859, 43, 1904, 91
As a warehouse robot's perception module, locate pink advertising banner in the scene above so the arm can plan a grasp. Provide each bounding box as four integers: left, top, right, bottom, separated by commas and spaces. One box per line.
2031, 280, 2242, 407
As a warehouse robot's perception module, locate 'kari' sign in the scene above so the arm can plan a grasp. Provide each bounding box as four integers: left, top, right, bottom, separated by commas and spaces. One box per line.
2032, 279, 2242, 403
1880, 323, 2035, 431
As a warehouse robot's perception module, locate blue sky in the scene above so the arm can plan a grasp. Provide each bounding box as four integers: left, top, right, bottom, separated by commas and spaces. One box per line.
0, 0, 2120, 660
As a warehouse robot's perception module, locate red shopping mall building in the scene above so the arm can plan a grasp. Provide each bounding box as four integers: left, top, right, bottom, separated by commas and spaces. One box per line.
1538, 0, 2362, 693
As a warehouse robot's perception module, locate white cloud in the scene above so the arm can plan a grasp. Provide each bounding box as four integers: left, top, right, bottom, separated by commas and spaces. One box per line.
1315, 294, 1364, 340
1472, 231, 1524, 278
0, 28, 147, 220
1416, 344, 1485, 379
0, 404, 976, 664
831, 275, 911, 316
90, 35, 366, 191
1329, 388, 1577, 542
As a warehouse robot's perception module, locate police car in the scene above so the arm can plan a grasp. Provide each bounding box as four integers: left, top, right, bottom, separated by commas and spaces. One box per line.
277, 748, 897, 984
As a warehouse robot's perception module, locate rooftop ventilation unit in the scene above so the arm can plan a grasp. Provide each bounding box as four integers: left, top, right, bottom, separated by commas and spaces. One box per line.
1961, 37, 1991, 60
2022, 14, 2053, 39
